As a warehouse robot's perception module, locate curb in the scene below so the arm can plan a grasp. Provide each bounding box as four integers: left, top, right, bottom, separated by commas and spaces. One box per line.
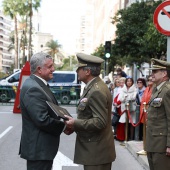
126, 141, 149, 170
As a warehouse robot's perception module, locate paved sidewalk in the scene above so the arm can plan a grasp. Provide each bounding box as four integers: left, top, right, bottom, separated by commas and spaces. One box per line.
125, 141, 149, 170
0, 105, 149, 169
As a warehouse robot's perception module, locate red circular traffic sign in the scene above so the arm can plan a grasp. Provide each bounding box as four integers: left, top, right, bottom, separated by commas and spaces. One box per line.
153, 0, 170, 36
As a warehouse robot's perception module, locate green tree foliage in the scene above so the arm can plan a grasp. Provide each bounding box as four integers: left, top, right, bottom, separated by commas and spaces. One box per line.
140, 18, 166, 60
91, 44, 105, 71
111, 0, 165, 67
91, 42, 124, 73
57, 55, 78, 71
2, 0, 26, 68
2, 0, 41, 68
92, 44, 105, 58
45, 40, 62, 59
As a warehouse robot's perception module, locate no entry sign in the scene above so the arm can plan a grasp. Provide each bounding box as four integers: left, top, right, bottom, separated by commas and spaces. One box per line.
153, 0, 170, 36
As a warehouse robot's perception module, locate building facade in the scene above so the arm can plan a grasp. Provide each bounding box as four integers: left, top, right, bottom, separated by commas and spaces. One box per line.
0, 10, 13, 73
77, 0, 121, 54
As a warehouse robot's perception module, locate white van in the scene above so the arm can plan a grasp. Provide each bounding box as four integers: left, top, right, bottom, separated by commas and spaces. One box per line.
0, 70, 21, 86
0, 70, 81, 104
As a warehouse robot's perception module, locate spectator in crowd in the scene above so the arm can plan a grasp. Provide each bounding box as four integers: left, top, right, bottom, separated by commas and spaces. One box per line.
146, 58, 170, 170
118, 77, 137, 141
103, 76, 111, 84
116, 68, 127, 78
64, 53, 116, 170
111, 78, 120, 134
140, 75, 154, 124
109, 82, 115, 96
112, 78, 120, 111
137, 75, 154, 155
136, 78, 147, 140
136, 78, 147, 105
112, 77, 126, 141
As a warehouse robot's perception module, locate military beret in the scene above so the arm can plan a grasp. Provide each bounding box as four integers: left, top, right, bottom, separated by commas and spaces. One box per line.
76, 53, 104, 68
149, 58, 170, 70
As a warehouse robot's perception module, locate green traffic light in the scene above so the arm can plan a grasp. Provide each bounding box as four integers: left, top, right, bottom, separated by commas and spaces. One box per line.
105, 53, 110, 58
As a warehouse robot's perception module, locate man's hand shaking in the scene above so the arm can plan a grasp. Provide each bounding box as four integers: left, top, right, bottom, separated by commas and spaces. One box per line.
64, 115, 75, 135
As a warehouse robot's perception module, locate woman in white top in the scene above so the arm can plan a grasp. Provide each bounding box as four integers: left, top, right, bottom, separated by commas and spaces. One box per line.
113, 77, 126, 141
118, 77, 137, 140
112, 78, 120, 113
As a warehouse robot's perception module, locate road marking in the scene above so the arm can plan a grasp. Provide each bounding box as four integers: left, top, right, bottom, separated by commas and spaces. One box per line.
0, 126, 13, 139
0, 112, 13, 114
53, 151, 78, 170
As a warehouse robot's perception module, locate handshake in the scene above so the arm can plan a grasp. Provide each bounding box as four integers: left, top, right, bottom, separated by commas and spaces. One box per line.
63, 115, 75, 135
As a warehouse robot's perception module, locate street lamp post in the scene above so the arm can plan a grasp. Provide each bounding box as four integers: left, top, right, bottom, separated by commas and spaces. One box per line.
105, 56, 110, 76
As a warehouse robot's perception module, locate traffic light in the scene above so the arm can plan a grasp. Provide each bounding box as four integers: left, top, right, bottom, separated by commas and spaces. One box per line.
105, 41, 111, 58
136, 64, 140, 69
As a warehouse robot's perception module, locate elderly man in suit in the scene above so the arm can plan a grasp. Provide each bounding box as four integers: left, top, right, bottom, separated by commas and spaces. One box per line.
64, 53, 116, 170
146, 58, 170, 170
19, 52, 66, 170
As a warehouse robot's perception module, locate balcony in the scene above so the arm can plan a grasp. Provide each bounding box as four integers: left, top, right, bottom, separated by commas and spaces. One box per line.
2, 54, 12, 60
0, 30, 9, 38
0, 16, 11, 25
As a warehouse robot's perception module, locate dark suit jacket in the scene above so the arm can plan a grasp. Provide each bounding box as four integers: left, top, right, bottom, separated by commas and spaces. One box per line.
19, 74, 65, 160
146, 81, 170, 152
74, 77, 116, 165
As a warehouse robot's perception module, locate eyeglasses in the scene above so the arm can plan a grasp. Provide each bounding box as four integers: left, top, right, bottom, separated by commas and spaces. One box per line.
137, 82, 143, 84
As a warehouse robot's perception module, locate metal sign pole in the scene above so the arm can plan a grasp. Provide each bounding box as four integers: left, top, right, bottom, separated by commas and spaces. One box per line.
167, 37, 170, 62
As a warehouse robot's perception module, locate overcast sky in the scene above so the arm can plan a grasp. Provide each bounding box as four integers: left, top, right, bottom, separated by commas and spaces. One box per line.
40, 0, 85, 53
0, 0, 85, 54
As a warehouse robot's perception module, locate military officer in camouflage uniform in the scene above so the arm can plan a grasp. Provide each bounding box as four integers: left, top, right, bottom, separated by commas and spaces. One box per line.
64, 53, 116, 170
146, 58, 170, 170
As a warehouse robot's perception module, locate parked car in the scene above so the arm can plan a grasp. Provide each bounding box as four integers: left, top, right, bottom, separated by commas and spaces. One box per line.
0, 70, 81, 104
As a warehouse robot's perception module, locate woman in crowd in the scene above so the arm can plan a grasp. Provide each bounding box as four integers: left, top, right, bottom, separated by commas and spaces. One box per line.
112, 77, 126, 141
140, 76, 153, 124
136, 78, 147, 140
112, 78, 120, 136
136, 78, 147, 106
137, 75, 154, 154
118, 77, 137, 141
112, 78, 120, 110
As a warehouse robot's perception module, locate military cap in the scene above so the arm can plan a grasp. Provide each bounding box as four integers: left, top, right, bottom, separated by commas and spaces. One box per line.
76, 53, 104, 68
149, 58, 170, 70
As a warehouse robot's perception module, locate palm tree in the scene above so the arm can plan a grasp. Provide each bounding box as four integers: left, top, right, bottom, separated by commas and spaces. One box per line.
3, 0, 21, 69
18, 18, 28, 66
3, 0, 42, 67
26, 0, 41, 61
45, 40, 62, 59
8, 32, 15, 52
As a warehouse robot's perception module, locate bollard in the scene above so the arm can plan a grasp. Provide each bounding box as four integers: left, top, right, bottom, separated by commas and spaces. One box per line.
125, 102, 129, 142
143, 102, 146, 149
134, 105, 140, 141
136, 102, 147, 155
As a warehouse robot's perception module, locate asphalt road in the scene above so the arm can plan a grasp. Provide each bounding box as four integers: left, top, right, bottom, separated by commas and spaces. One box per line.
0, 105, 145, 170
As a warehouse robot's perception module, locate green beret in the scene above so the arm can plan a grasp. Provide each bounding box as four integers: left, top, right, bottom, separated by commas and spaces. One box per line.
149, 58, 170, 70
76, 53, 104, 68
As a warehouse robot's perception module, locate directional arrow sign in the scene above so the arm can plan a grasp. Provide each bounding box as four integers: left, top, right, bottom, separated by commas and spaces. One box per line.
53, 151, 78, 170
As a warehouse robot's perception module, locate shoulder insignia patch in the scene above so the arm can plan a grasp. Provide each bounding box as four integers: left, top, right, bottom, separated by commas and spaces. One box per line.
165, 83, 170, 89
94, 83, 99, 90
